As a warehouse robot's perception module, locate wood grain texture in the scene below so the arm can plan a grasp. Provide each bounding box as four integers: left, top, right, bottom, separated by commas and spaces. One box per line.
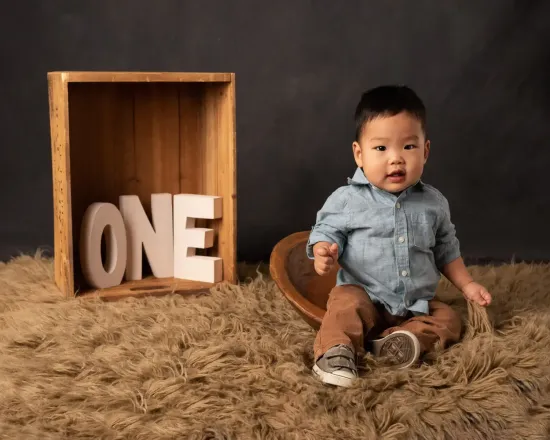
78, 277, 214, 302
48, 71, 237, 299
178, 80, 237, 283
269, 231, 339, 330
48, 73, 74, 298
67, 82, 135, 294
50, 71, 231, 83
202, 79, 237, 284
178, 83, 205, 195
133, 83, 181, 212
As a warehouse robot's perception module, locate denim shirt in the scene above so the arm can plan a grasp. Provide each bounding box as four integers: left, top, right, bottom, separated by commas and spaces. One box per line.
306, 167, 461, 317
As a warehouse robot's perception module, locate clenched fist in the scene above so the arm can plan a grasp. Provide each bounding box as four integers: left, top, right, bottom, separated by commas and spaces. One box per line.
462, 281, 492, 306
313, 241, 339, 276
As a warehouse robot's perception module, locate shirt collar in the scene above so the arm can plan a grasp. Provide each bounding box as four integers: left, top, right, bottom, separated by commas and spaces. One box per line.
347, 167, 371, 185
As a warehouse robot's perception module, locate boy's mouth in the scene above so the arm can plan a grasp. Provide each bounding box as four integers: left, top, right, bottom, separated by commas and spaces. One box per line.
387, 169, 406, 183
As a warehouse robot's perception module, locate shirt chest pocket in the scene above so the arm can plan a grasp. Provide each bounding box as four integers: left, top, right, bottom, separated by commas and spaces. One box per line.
409, 212, 436, 250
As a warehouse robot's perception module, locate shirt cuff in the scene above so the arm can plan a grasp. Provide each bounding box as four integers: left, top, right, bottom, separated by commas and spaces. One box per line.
306, 230, 343, 260
435, 243, 461, 269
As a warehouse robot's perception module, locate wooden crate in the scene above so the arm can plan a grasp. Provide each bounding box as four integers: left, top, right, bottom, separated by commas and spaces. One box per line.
47, 71, 236, 300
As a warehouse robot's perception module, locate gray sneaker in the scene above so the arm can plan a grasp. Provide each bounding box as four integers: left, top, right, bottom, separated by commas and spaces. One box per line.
312, 344, 357, 387
371, 330, 421, 369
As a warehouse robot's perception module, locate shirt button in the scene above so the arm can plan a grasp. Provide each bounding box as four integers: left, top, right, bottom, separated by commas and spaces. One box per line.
398, 236, 405, 243
396, 203, 401, 209
401, 270, 408, 277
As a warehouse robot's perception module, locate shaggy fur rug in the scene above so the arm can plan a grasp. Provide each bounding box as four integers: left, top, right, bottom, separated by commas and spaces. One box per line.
1, 255, 550, 440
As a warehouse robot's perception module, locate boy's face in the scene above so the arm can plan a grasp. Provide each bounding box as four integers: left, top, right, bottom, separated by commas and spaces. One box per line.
352, 111, 430, 193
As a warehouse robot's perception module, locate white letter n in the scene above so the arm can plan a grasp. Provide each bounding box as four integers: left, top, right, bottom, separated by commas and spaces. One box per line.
119, 194, 174, 280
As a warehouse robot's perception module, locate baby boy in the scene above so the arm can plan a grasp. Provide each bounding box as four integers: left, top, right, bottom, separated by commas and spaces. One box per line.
306, 85, 492, 387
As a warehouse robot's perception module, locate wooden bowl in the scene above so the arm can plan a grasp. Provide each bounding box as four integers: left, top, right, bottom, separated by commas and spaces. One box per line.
269, 231, 339, 330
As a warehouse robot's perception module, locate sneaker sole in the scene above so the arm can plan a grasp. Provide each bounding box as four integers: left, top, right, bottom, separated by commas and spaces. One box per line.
371, 330, 420, 369
312, 364, 355, 388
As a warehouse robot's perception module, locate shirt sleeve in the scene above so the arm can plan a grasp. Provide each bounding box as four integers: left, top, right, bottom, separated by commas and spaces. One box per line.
433, 195, 461, 270
306, 187, 349, 260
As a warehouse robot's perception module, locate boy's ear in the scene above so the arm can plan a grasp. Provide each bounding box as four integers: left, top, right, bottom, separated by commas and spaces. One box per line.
352, 141, 363, 167
424, 140, 430, 163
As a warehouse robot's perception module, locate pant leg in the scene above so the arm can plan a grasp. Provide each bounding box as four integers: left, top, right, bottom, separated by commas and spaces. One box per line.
313, 284, 382, 360
380, 300, 462, 353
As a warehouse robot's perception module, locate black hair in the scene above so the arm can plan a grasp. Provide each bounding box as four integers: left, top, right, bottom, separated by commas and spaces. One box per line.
354, 85, 427, 141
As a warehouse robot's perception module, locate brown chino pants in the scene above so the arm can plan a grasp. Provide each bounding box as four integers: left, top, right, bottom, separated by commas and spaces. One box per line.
314, 284, 462, 360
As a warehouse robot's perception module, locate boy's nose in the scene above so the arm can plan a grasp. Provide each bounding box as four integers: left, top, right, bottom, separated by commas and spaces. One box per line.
389, 155, 404, 164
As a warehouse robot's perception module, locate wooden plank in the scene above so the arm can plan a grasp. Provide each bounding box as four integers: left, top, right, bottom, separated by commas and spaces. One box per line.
48, 71, 231, 83
48, 73, 74, 298
78, 277, 214, 302
202, 78, 237, 283
178, 83, 205, 194
223, 76, 237, 284
133, 83, 181, 213
67, 83, 136, 294
177, 83, 208, 256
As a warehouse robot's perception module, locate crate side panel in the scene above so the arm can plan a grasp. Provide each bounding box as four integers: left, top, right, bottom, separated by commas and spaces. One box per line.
48, 74, 74, 297
202, 82, 237, 283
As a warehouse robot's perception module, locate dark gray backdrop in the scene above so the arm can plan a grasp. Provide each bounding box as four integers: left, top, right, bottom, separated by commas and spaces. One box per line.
1, 0, 549, 264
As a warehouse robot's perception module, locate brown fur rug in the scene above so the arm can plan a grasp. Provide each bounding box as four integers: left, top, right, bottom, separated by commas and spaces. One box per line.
1, 254, 550, 440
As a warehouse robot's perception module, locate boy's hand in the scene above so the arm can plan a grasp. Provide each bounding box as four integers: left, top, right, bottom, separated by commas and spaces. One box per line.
313, 242, 339, 276
462, 281, 492, 306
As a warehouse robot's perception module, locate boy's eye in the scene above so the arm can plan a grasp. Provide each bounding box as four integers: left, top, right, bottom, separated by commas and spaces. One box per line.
374, 146, 386, 151
404, 144, 417, 150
